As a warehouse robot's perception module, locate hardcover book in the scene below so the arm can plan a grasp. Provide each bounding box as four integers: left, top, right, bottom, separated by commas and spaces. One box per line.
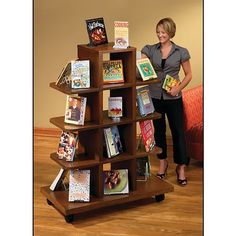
71, 60, 90, 89
57, 131, 78, 161
136, 156, 151, 181
162, 74, 180, 92
139, 120, 156, 152
64, 95, 87, 125
136, 58, 157, 81
104, 169, 129, 195
102, 60, 124, 84
69, 169, 90, 202
113, 21, 129, 49
108, 97, 122, 120
86, 17, 108, 46
136, 86, 155, 117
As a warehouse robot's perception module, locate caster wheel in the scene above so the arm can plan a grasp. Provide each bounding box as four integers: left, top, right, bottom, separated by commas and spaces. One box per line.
47, 199, 53, 206
65, 215, 74, 223
155, 194, 165, 202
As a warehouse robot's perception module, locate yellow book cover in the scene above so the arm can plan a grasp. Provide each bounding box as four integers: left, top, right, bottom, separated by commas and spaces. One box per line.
162, 74, 180, 92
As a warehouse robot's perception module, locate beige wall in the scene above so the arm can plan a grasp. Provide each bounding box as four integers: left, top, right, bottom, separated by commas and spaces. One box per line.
34, 0, 202, 128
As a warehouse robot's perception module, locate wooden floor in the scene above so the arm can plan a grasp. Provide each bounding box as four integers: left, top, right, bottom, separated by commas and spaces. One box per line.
34, 135, 203, 236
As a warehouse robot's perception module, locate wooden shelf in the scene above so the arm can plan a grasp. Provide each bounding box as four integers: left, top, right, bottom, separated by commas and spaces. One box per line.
43, 43, 174, 222
50, 153, 99, 169
40, 175, 174, 216
50, 82, 99, 95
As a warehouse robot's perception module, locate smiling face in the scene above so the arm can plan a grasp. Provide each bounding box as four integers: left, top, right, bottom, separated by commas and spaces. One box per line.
156, 25, 171, 44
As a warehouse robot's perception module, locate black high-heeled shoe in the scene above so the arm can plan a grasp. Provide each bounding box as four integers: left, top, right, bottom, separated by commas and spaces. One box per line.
175, 166, 187, 186
157, 160, 168, 179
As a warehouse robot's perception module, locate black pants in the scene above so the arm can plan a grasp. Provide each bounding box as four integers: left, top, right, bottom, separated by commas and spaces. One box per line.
152, 97, 188, 165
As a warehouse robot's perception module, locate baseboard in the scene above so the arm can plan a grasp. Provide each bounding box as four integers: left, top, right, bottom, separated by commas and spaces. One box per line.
34, 127, 173, 145
34, 127, 61, 137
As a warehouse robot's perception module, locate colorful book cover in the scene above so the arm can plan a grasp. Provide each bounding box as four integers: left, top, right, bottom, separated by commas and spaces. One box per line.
136, 156, 151, 181
111, 126, 123, 154
71, 60, 90, 89
136, 86, 155, 117
86, 17, 108, 46
108, 97, 122, 119
103, 127, 119, 158
102, 60, 124, 84
162, 74, 180, 92
57, 131, 78, 161
113, 21, 129, 49
64, 95, 87, 125
104, 169, 129, 195
136, 58, 157, 81
139, 120, 156, 152
69, 169, 90, 202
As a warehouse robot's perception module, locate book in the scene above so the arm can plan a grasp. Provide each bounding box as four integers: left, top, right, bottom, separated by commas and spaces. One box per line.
103, 127, 119, 158
57, 131, 78, 161
50, 168, 66, 191
136, 86, 155, 117
71, 60, 90, 89
86, 17, 108, 46
108, 97, 122, 120
64, 95, 87, 125
111, 126, 123, 154
136, 58, 157, 81
55, 61, 72, 87
113, 21, 129, 49
102, 60, 124, 84
69, 169, 90, 202
56, 60, 90, 89
162, 74, 181, 92
136, 156, 151, 181
139, 120, 156, 152
104, 169, 129, 195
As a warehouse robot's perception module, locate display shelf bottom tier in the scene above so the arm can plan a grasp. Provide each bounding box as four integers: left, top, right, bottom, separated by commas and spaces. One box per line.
40, 175, 174, 216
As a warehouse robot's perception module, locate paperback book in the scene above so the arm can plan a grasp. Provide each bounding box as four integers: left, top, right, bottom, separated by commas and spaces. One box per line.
162, 74, 180, 92
103, 60, 124, 84
56, 60, 90, 89
108, 97, 122, 120
71, 60, 90, 89
113, 21, 129, 49
136, 156, 151, 181
69, 169, 90, 202
86, 17, 108, 46
139, 120, 156, 152
136, 86, 155, 117
50, 168, 66, 191
136, 58, 157, 81
103, 126, 123, 158
104, 169, 129, 195
64, 95, 87, 125
57, 131, 78, 161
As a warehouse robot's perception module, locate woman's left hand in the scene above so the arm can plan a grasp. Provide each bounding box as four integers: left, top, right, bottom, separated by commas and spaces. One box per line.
168, 86, 180, 97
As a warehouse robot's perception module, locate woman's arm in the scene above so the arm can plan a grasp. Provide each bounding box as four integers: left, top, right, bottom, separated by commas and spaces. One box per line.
169, 60, 192, 96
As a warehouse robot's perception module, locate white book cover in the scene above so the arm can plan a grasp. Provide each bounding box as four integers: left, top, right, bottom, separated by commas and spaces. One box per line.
64, 95, 87, 125
71, 60, 90, 89
113, 21, 129, 49
69, 169, 90, 202
108, 97, 122, 118
50, 168, 65, 191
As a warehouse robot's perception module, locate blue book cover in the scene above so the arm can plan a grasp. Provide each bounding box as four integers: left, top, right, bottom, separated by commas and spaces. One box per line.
136, 86, 155, 117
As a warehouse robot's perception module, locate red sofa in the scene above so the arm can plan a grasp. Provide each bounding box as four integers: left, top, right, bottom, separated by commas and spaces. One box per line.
182, 85, 203, 161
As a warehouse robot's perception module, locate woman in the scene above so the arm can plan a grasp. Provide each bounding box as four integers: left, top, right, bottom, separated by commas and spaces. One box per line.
141, 17, 192, 186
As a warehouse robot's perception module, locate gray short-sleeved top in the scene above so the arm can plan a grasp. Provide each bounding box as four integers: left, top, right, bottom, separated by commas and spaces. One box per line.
141, 42, 190, 100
